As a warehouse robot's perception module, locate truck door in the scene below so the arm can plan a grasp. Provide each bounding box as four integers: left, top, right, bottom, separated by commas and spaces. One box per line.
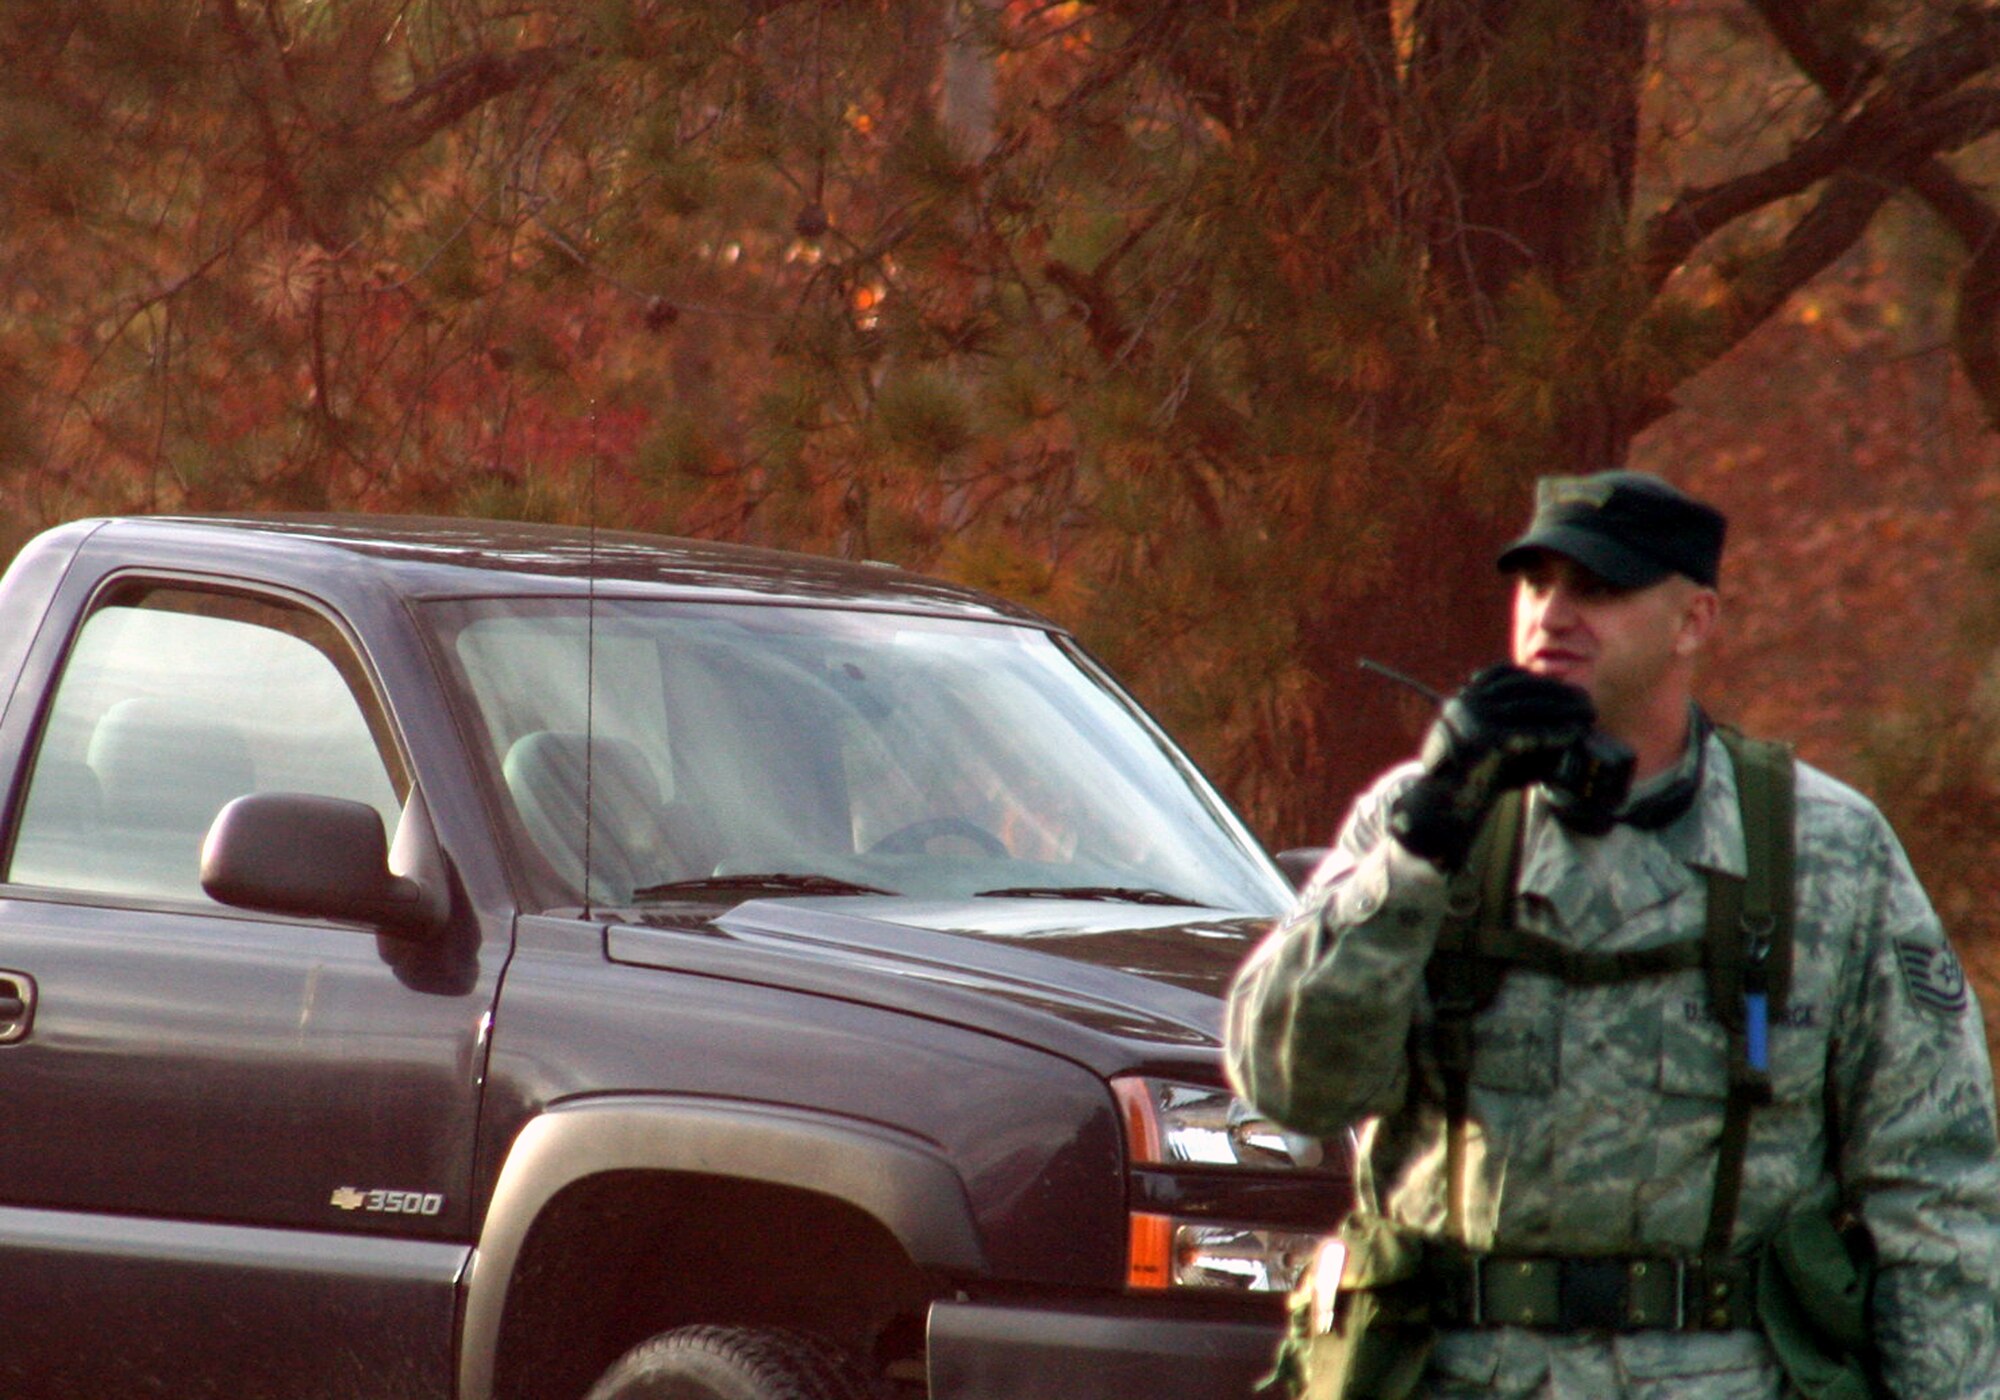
0, 577, 488, 1397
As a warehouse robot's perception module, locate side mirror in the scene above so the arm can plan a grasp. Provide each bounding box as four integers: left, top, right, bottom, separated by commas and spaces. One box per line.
1274, 847, 1329, 891
201, 792, 446, 937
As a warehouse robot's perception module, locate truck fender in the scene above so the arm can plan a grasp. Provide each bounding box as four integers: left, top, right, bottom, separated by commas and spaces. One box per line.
457, 1094, 987, 1400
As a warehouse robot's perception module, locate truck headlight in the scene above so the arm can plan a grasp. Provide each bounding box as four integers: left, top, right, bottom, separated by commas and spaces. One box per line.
1126, 1214, 1324, 1293
1113, 1076, 1337, 1295
1113, 1077, 1323, 1170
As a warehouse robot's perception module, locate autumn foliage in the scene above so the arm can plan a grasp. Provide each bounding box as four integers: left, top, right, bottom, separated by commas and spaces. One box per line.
1648, 268, 2000, 1041
8, 1, 2000, 1022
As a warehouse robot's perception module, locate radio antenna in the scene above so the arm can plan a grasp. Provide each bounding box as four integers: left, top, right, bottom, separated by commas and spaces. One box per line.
583, 400, 600, 916
1357, 656, 1445, 706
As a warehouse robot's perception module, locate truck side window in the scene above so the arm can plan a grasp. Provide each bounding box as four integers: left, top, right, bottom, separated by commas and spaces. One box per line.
7, 583, 407, 904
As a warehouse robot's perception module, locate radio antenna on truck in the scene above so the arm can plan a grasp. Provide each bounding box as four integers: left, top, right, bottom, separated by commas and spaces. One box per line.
583, 399, 601, 917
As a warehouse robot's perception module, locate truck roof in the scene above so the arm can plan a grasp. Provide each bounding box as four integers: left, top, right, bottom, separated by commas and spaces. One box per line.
74, 514, 1052, 626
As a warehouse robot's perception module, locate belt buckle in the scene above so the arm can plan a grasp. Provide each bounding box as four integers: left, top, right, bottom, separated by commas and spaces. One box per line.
1558, 1257, 1630, 1330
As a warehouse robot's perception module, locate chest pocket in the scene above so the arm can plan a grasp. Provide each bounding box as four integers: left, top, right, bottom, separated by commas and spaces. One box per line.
1466, 979, 1561, 1096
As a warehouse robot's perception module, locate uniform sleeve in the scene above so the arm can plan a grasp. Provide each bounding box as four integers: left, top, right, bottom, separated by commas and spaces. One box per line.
1826, 812, 2000, 1399
1224, 767, 1452, 1136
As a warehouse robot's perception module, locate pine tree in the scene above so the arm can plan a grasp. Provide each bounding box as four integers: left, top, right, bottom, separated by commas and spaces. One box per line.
9, 0, 2000, 852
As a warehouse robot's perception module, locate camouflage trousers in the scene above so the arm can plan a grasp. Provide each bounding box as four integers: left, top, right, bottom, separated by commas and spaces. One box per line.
1278, 1311, 1790, 1399
1410, 1328, 1789, 1398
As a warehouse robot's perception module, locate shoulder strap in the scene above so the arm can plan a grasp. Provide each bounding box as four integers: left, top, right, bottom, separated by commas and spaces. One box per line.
1725, 728, 1797, 1021
1703, 729, 1797, 1264
1432, 792, 1523, 1242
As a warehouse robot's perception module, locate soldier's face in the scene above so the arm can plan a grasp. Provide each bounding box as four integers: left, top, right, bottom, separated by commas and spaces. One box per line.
1510, 553, 1714, 733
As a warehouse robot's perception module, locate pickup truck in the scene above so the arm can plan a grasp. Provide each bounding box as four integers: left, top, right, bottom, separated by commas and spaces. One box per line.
0, 514, 1349, 1399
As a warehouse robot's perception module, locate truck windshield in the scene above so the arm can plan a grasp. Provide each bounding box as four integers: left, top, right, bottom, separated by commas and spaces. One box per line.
425, 598, 1289, 915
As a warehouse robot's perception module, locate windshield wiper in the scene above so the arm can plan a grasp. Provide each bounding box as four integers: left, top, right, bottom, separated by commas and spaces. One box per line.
973, 884, 1198, 907
632, 873, 895, 901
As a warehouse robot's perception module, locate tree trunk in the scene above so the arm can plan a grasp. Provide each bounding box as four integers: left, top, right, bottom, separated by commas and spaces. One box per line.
1283, 499, 1515, 848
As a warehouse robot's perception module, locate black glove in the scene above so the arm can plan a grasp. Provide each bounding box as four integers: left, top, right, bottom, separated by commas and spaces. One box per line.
1388, 664, 1597, 870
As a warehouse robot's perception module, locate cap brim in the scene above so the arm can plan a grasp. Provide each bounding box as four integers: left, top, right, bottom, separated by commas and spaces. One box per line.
1496, 526, 1670, 589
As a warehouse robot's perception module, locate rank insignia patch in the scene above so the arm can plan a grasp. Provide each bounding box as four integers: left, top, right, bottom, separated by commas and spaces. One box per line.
1896, 939, 1970, 1017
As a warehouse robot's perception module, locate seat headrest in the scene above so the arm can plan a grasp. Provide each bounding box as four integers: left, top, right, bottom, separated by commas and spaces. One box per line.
502, 731, 663, 903
87, 697, 254, 833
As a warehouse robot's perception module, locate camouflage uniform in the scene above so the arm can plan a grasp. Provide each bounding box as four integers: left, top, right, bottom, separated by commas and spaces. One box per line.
1227, 728, 2000, 1397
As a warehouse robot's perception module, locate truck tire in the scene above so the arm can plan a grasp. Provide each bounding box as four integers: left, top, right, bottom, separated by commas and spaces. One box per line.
583, 1325, 884, 1400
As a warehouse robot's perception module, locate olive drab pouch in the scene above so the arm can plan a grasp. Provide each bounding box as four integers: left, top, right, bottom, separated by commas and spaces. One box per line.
1260, 1214, 1432, 1400
1754, 1210, 1884, 1400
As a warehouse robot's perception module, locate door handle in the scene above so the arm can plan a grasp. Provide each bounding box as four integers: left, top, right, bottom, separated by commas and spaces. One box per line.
0, 972, 38, 1043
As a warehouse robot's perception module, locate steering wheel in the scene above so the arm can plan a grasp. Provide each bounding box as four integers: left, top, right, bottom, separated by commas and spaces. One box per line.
867, 815, 1007, 857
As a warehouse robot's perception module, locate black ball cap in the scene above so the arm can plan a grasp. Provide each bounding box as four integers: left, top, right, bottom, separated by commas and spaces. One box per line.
1497, 471, 1727, 588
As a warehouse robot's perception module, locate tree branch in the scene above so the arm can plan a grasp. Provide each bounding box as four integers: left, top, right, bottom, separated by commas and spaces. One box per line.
210, 0, 328, 244
1641, 85, 2000, 294
366, 43, 580, 157
1723, 174, 1899, 343
1748, 0, 2000, 427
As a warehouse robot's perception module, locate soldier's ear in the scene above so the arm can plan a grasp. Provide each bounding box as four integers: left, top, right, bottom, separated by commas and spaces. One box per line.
1675, 586, 1719, 658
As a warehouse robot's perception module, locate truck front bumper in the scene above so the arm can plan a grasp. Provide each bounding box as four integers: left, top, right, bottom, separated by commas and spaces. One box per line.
926, 1296, 1281, 1399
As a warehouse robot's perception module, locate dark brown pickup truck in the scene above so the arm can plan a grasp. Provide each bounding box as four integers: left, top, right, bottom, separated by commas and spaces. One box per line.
0, 515, 1347, 1399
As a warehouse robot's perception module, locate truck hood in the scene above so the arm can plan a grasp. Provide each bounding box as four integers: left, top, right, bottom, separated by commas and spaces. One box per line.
604, 895, 1276, 1067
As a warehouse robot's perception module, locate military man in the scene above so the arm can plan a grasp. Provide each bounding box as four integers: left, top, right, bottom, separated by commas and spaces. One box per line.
1227, 471, 2000, 1397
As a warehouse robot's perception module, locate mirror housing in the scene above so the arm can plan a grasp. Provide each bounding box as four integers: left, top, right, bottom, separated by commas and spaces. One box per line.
202, 792, 446, 937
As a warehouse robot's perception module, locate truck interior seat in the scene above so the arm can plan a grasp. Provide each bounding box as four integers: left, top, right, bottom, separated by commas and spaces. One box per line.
504, 731, 673, 906
85, 697, 256, 899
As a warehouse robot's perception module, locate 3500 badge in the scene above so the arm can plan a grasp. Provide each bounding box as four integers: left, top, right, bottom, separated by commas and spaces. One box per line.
329, 1186, 445, 1216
